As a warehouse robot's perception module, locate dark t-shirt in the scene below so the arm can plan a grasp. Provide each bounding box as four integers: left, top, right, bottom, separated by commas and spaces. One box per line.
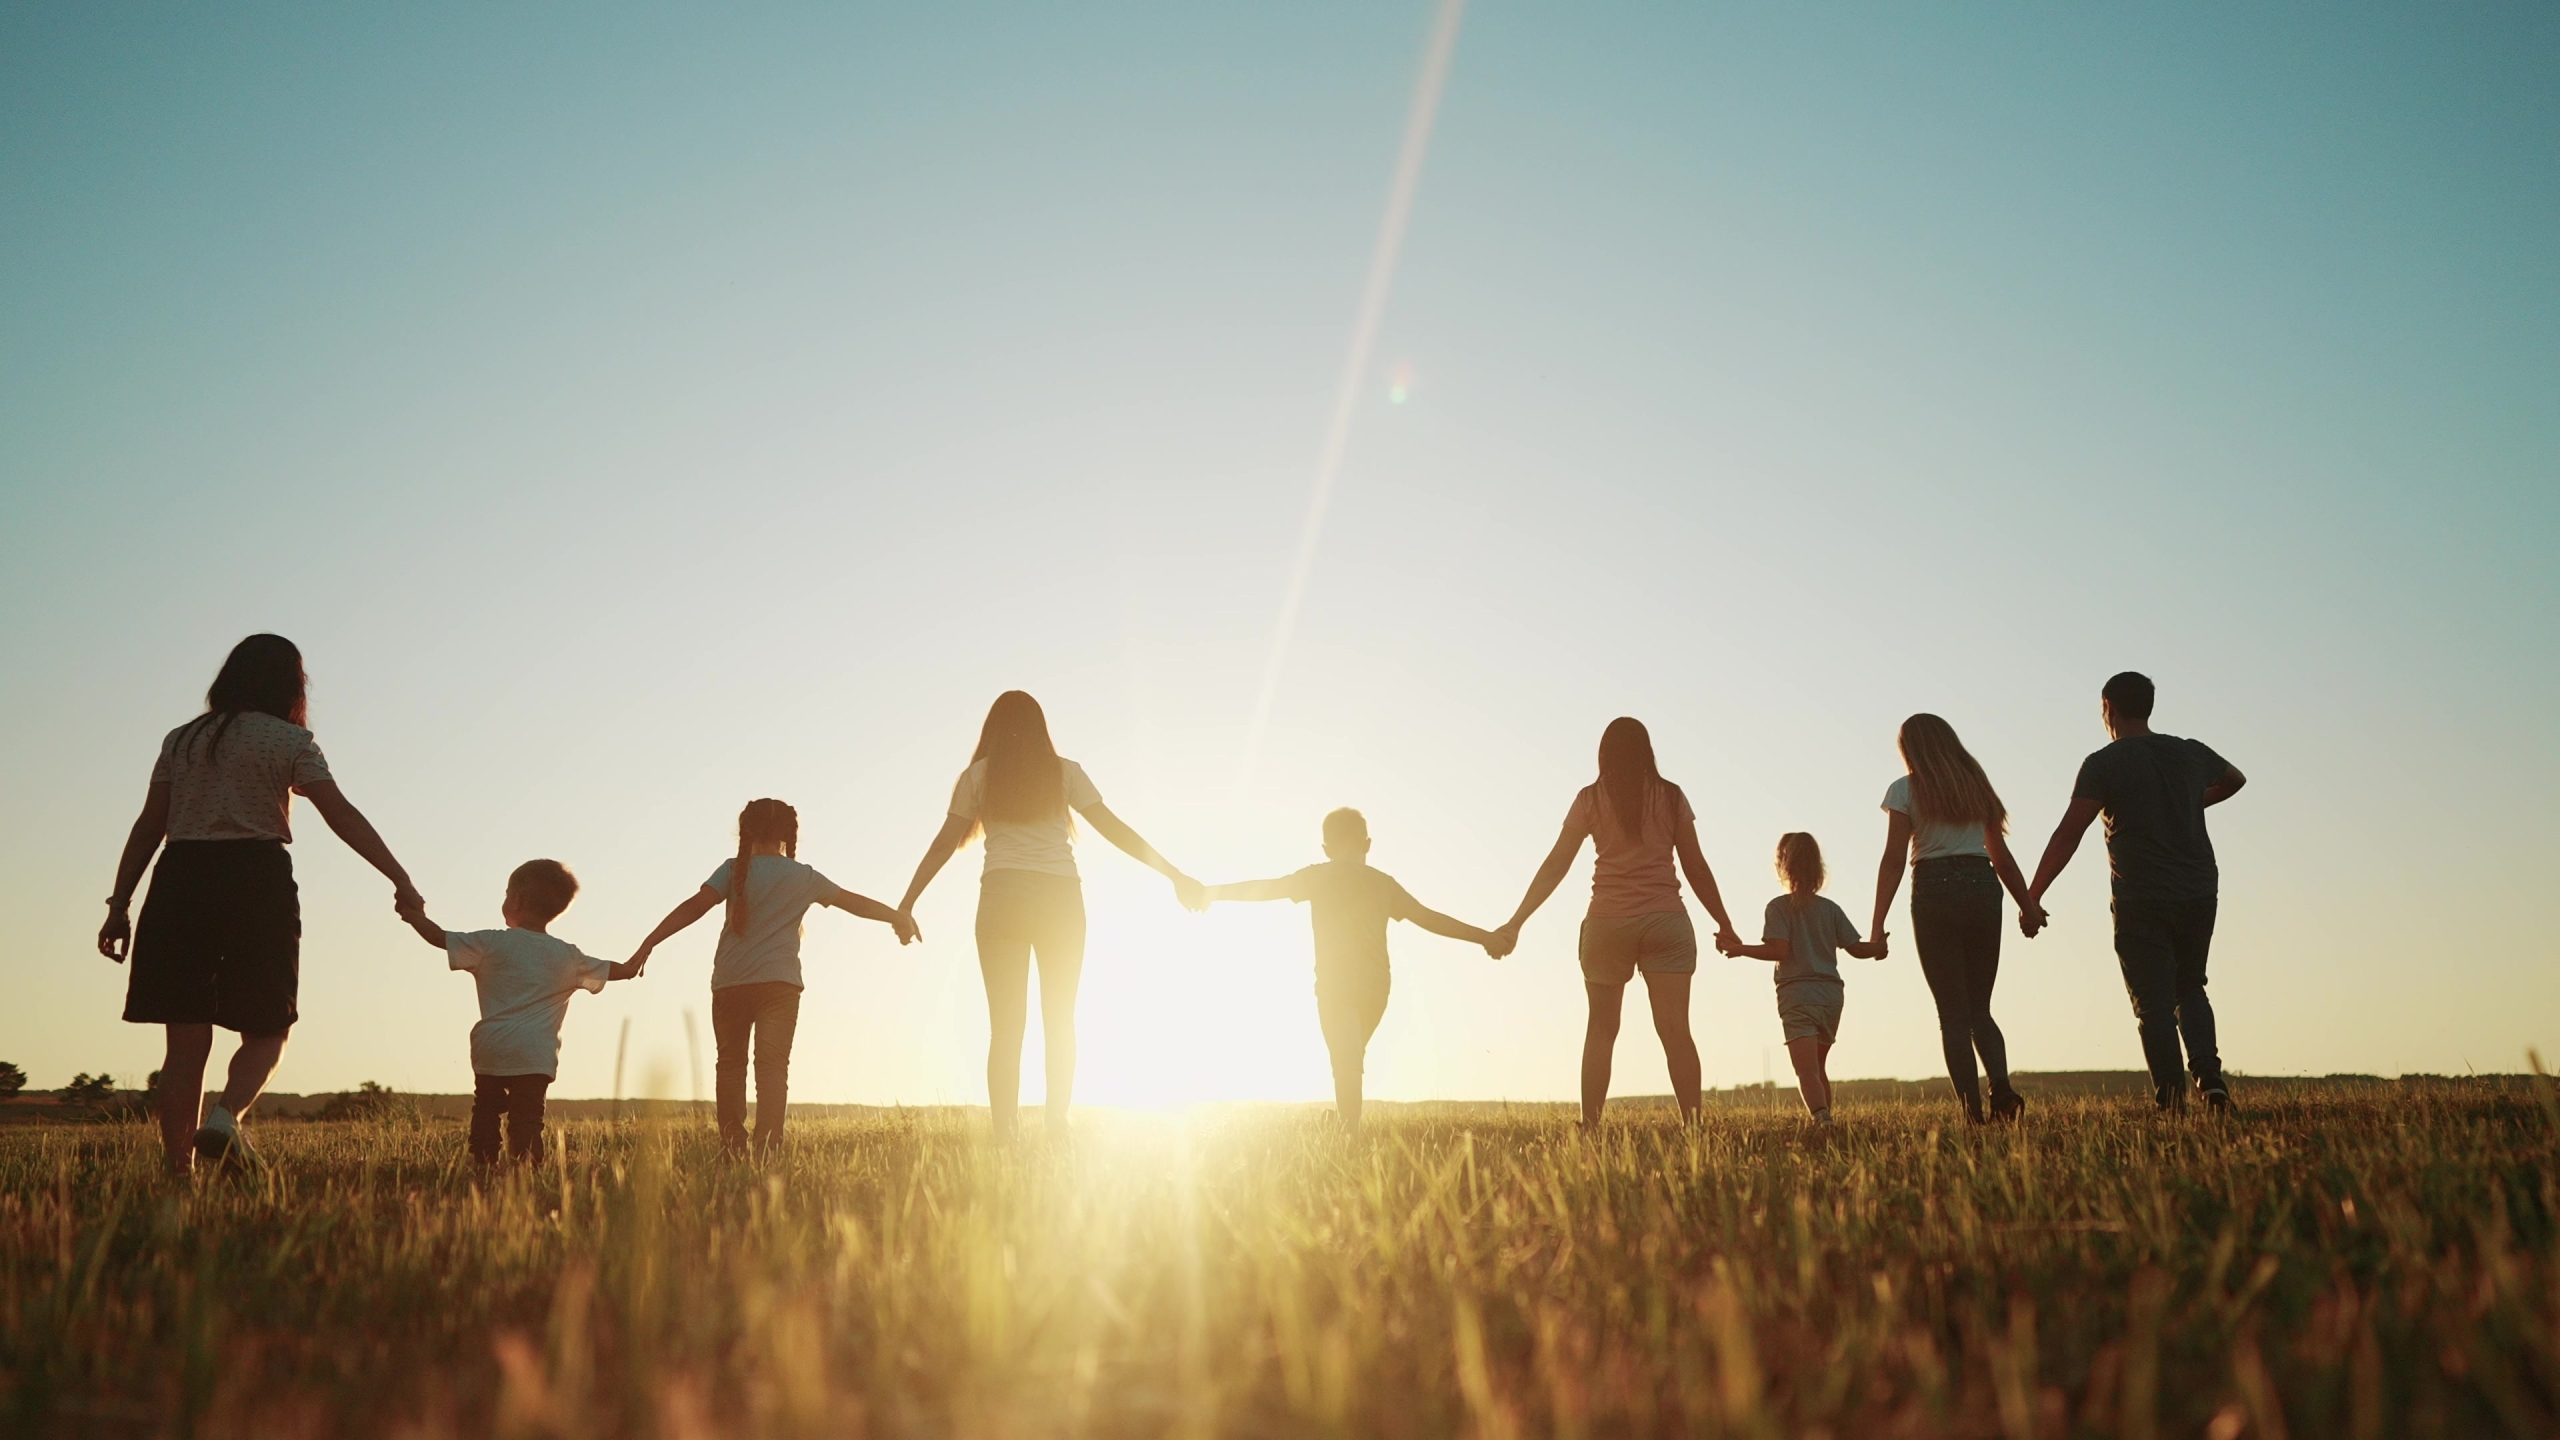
1285, 860, 1420, 990
2071, 734, 2232, 901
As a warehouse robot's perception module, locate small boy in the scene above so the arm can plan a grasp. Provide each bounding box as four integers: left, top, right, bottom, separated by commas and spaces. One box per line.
1717, 833, 1886, 1126
400, 859, 639, 1165
1204, 808, 1501, 1131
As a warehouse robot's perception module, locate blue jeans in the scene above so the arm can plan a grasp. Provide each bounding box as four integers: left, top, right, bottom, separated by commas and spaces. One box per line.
2112, 892, 2222, 1104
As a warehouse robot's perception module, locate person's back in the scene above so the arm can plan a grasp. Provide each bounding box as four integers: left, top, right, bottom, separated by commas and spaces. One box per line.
1290, 857, 1416, 989
1761, 893, 1859, 989
2074, 732, 2229, 901
704, 852, 837, 990
452, 927, 610, 1079
1575, 784, 1687, 916
157, 710, 331, 843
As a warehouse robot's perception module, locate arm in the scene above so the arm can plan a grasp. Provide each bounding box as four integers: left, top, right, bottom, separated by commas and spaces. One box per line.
98, 782, 172, 961
1404, 902, 1494, 949
1081, 804, 1203, 906
1206, 877, 1298, 904
1841, 935, 1888, 961
2025, 797, 2104, 904
1499, 821, 1587, 938
897, 813, 975, 915
606, 959, 644, 982
402, 912, 449, 950
1987, 827, 2033, 910
827, 884, 919, 944
2203, 763, 2247, 808
1724, 937, 1788, 963
630, 886, 722, 969
1672, 816, 1738, 943
303, 780, 422, 916
1870, 810, 1911, 941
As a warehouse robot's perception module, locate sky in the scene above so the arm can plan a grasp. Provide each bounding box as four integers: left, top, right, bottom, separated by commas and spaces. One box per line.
3, 2, 2555, 1109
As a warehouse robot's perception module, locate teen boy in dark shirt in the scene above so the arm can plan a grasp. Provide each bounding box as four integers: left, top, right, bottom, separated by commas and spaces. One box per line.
2025, 672, 2248, 1111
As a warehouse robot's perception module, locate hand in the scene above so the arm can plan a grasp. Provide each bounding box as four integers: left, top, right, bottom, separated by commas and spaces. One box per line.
1483, 925, 1516, 960
891, 910, 921, 946
626, 943, 653, 977
393, 885, 426, 923
1172, 875, 1208, 913
98, 907, 131, 963
2018, 904, 2047, 939
1713, 927, 1740, 958
1873, 930, 1889, 960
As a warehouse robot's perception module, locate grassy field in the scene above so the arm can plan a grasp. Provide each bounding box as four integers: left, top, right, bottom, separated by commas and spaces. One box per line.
3, 1080, 2555, 1438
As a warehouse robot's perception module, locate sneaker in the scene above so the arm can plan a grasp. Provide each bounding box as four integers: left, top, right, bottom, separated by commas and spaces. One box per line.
2196, 1076, 2234, 1115
1811, 1108, 1835, 1127
1990, 1090, 2027, 1123
192, 1102, 262, 1172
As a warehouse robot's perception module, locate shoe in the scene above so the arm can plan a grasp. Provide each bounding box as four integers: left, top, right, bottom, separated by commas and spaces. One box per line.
1990, 1090, 2027, 1123
192, 1102, 261, 1172
2196, 1076, 2234, 1115
2153, 1086, 2187, 1113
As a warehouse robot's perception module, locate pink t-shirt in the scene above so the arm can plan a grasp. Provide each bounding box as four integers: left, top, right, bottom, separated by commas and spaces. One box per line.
1564, 782, 1694, 918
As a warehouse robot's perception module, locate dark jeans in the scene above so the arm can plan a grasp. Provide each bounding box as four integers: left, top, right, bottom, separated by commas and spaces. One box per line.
2113, 892, 2222, 1103
1911, 856, 2013, 1113
471, 1074, 550, 1164
713, 981, 802, 1151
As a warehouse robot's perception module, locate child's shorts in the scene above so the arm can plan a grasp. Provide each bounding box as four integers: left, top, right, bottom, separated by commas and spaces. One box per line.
1578, 911, 1698, 984
1776, 980, 1844, 1044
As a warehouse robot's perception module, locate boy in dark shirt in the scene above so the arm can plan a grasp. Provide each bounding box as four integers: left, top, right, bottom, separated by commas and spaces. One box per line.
1205, 809, 1502, 1130
2025, 672, 2248, 1111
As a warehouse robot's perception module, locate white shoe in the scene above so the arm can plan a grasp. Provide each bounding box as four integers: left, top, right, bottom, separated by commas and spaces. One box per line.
193, 1102, 261, 1171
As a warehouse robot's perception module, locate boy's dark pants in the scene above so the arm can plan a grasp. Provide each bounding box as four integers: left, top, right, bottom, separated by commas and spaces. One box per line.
2113, 892, 2222, 1103
712, 981, 801, 1151
471, 1074, 550, 1164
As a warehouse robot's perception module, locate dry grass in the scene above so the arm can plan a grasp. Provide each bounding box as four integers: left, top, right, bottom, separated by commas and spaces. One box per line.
3, 1080, 2555, 1437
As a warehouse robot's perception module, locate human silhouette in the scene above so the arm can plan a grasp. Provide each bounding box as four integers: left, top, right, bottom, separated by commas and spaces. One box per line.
1718, 833, 1886, 1126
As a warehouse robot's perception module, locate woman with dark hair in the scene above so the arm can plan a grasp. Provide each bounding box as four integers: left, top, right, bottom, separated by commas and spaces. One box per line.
1868, 713, 2041, 1123
1492, 717, 1740, 1127
97, 634, 421, 1176
896, 691, 1202, 1137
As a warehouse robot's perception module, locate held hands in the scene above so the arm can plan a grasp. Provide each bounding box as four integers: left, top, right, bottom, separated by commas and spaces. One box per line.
394, 884, 427, 925
625, 941, 655, 978
1713, 928, 1742, 958
2018, 903, 2048, 939
891, 910, 922, 946
1172, 875, 1209, 913
1483, 924, 1518, 960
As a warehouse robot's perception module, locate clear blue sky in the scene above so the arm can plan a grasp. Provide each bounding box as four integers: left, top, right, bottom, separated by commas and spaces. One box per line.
4, 2, 2554, 1105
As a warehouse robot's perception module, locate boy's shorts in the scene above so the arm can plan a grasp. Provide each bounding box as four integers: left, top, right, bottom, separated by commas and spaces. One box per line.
1578, 911, 1698, 985
1776, 981, 1844, 1044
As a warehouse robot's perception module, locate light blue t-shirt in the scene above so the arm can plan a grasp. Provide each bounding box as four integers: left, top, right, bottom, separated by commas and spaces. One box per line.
1760, 894, 1861, 987
702, 854, 839, 990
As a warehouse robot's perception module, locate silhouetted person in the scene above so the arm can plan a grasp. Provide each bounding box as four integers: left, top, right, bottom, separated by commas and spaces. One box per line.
897, 692, 1201, 1139
98, 634, 423, 1177
1865, 715, 2041, 1124
1494, 717, 1740, 1127
2025, 672, 2247, 1112
400, 859, 641, 1166
629, 799, 912, 1156
1717, 833, 1886, 1127
1202, 807, 1501, 1131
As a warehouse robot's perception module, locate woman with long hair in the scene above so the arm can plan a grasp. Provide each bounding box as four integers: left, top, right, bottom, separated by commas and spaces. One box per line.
97, 634, 422, 1176
896, 691, 1201, 1137
1492, 717, 1739, 1127
1869, 713, 2043, 1123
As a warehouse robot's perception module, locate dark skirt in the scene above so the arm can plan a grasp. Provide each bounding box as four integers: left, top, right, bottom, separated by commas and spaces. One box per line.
124, 840, 300, 1035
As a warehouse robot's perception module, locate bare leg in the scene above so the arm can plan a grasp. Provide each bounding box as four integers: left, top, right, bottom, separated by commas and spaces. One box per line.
1642, 971, 1702, 1122
1035, 927, 1085, 1132
215, 1031, 288, 1117
157, 1025, 214, 1175
1786, 1037, 1831, 1115
1581, 982, 1625, 1127
979, 934, 1032, 1138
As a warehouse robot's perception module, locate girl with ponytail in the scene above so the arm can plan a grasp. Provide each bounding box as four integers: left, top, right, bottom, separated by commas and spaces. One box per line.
630, 798, 914, 1155
896, 690, 1202, 1139
1869, 714, 2040, 1124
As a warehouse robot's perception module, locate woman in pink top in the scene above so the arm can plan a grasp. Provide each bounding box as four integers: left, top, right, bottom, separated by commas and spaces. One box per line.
1493, 717, 1739, 1126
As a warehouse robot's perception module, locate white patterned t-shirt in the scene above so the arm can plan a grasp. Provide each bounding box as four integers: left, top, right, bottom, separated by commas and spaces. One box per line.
152, 712, 333, 842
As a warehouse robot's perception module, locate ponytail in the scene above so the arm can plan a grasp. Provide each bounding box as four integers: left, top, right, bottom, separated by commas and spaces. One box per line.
726, 798, 800, 935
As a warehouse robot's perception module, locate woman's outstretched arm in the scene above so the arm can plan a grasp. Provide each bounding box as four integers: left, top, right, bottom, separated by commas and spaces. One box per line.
1206, 876, 1296, 904
629, 887, 721, 971
1987, 827, 2034, 910
303, 780, 422, 917
1082, 805, 1204, 908
1871, 810, 1912, 941
98, 781, 172, 960
897, 814, 975, 916
1499, 819, 1587, 941
1671, 816, 1737, 944
827, 885, 919, 944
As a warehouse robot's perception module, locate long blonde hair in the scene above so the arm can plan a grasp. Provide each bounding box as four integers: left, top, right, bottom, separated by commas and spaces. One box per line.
1897, 714, 2006, 830
1776, 832, 1824, 902
971, 691, 1067, 829
727, 799, 799, 935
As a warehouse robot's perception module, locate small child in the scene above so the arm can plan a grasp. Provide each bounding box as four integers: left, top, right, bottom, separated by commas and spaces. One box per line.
1204, 808, 1501, 1131
1717, 833, 1886, 1125
628, 799, 914, 1156
400, 859, 639, 1165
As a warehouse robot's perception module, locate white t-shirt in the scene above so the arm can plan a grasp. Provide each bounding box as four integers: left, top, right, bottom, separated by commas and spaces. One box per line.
948, 757, 1108, 879
152, 713, 334, 843
703, 854, 840, 990
447, 928, 612, 1078
1882, 775, 1990, 862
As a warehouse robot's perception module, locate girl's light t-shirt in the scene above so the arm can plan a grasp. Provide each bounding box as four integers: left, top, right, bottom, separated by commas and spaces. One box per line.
1565, 782, 1693, 919
948, 757, 1107, 879
1882, 775, 1991, 862
153, 712, 333, 843
702, 854, 840, 990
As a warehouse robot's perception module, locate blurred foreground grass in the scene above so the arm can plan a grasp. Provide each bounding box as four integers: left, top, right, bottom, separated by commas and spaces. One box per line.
3, 1081, 2555, 1438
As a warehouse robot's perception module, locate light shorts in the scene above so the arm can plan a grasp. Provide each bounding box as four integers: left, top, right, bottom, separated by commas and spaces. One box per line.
1578, 910, 1698, 985
1776, 980, 1845, 1044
